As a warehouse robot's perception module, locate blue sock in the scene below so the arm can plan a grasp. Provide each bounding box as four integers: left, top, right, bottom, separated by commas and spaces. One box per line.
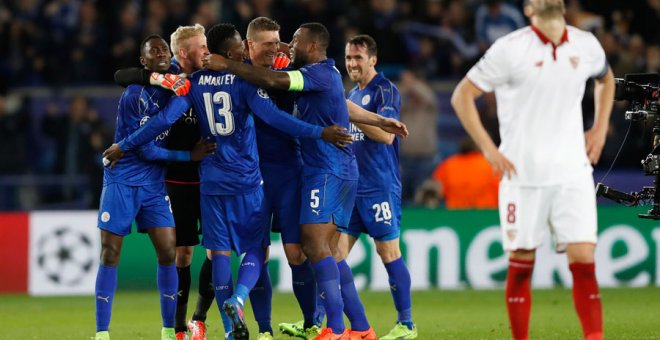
337, 260, 370, 331
158, 264, 178, 328
235, 248, 264, 303
212, 254, 234, 334
95, 264, 117, 332
313, 257, 344, 334
385, 257, 413, 326
314, 287, 326, 327
290, 260, 318, 329
249, 263, 273, 334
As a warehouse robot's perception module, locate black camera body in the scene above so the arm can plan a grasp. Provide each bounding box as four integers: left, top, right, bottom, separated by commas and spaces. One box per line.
597, 73, 660, 219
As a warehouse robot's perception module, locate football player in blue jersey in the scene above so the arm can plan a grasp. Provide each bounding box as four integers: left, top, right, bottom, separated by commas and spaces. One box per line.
102, 23, 354, 340
243, 17, 324, 340
201, 23, 409, 340
342, 35, 417, 340
93, 35, 213, 340
113, 24, 217, 340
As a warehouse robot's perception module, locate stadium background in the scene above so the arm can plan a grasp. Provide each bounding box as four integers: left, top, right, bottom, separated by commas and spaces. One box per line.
0, 0, 659, 338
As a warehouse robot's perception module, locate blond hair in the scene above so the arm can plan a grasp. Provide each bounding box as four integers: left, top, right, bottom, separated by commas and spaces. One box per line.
170, 23, 205, 58
247, 17, 280, 40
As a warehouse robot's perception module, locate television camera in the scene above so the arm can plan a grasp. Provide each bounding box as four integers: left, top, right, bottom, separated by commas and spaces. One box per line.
596, 73, 660, 219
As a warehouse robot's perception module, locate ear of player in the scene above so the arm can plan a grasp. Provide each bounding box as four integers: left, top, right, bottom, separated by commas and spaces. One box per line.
150, 72, 191, 96
273, 52, 290, 69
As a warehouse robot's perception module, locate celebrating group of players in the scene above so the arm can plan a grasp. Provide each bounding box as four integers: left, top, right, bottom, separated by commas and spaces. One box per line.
93, 0, 613, 339
95, 15, 414, 340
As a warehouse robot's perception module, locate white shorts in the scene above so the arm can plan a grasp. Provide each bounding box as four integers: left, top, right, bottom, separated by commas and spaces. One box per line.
498, 174, 597, 252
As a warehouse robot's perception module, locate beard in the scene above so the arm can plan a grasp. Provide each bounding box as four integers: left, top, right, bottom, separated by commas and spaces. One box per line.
291, 51, 306, 69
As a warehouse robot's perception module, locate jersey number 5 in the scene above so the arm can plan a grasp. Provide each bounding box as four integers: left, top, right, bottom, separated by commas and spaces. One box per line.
203, 91, 235, 136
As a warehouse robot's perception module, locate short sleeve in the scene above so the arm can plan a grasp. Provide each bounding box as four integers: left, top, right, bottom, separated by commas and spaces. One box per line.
583, 32, 608, 79
466, 38, 512, 92
287, 64, 332, 92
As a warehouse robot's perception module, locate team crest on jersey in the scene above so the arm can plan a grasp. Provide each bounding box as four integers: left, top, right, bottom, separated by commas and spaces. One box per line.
361, 94, 371, 106
569, 56, 580, 69
257, 88, 269, 99
101, 212, 110, 223
506, 229, 517, 242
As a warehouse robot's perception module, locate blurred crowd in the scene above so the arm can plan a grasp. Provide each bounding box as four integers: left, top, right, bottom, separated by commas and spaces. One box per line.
0, 0, 658, 210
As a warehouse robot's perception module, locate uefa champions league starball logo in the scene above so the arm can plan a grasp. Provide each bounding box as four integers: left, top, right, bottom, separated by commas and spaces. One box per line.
36, 227, 95, 286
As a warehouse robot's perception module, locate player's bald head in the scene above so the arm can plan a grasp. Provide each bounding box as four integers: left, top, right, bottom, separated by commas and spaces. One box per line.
524, 0, 565, 18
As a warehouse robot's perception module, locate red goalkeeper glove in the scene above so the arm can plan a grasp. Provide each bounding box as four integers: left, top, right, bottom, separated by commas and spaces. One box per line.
272, 52, 290, 69
150, 73, 191, 96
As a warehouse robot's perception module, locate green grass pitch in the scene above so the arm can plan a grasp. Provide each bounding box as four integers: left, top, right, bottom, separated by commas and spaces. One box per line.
1, 288, 659, 339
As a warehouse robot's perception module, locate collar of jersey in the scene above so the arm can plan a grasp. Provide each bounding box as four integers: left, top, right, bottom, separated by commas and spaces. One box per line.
530, 25, 569, 47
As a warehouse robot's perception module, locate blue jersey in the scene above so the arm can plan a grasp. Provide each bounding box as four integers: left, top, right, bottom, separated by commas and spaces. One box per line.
287, 59, 358, 180
254, 88, 300, 167
104, 85, 188, 186
119, 69, 324, 195
347, 72, 402, 196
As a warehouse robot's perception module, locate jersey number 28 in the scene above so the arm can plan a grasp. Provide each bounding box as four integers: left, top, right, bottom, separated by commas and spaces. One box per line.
203, 91, 235, 136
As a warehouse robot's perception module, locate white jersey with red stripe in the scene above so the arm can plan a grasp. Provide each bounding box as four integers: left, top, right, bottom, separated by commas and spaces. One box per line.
467, 25, 608, 186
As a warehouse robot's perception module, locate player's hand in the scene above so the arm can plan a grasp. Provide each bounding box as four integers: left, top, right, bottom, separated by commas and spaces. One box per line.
150, 73, 190, 96
483, 147, 516, 180
102, 143, 125, 169
584, 126, 607, 165
379, 117, 409, 138
202, 54, 228, 71
190, 138, 217, 161
272, 52, 290, 69
321, 125, 354, 148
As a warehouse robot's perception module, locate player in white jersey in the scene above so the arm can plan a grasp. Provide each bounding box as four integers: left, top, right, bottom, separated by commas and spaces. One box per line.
451, 1, 614, 339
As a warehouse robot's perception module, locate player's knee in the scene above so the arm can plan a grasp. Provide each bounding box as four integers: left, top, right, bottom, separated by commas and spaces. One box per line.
156, 247, 176, 265
509, 249, 536, 262
176, 246, 194, 267
566, 243, 595, 264
100, 246, 121, 266
376, 244, 401, 264
284, 244, 307, 265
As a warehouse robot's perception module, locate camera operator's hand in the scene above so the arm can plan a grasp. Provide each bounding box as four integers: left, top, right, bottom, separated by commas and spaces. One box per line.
585, 125, 607, 165
483, 145, 516, 180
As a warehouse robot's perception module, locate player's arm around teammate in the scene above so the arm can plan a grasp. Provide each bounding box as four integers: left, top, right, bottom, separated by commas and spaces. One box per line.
338, 34, 417, 340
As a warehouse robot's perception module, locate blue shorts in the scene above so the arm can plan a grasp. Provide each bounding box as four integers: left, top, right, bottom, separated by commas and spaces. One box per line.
200, 188, 269, 254
346, 193, 402, 241
262, 165, 301, 244
97, 182, 175, 236
300, 174, 357, 230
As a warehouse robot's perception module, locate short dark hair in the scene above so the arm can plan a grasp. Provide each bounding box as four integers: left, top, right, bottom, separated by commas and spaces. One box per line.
347, 34, 377, 57
300, 22, 329, 50
140, 34, 165, 55
206, 23, 238, 55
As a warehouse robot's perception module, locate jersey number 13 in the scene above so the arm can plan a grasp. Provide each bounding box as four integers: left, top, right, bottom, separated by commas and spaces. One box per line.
203, 91, 235, 136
